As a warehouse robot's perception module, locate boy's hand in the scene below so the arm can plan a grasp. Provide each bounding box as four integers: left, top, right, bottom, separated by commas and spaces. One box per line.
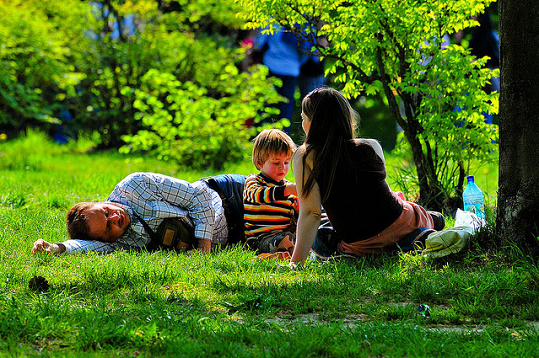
284, 183, 297, 197
292, 198, 299, 213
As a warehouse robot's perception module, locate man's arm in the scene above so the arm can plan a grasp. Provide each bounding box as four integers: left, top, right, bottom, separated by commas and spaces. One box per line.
118, 173, 216, 245
32, 238, 116, 255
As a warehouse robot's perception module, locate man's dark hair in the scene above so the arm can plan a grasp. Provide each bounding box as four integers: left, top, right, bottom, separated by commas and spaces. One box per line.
66, 202, 95, 240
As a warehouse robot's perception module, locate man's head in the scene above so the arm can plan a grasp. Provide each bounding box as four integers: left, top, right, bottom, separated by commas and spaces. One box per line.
252, 129, 297, 182
66, 202, 131, 242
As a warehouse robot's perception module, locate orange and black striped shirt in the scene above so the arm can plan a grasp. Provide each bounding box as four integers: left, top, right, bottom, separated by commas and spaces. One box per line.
243, 173, 297, 237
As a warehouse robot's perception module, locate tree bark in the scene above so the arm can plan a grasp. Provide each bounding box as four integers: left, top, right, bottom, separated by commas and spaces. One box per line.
497, 0, 539, 252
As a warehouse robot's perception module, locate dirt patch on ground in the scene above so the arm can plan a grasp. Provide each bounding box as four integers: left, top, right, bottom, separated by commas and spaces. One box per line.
265, 313, 369, 328
262, 313, 539, 334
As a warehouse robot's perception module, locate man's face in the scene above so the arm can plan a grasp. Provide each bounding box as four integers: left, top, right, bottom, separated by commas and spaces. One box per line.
86, 203, 131, 242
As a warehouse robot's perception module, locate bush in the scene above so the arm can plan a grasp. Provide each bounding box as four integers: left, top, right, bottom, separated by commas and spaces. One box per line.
0, 0, 90, 131
121, 65, 280, 170
239, 0, 499, 211
1, 0, 282, 170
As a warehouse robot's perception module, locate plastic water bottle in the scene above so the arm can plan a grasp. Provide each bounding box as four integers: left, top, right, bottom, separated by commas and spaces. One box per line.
462, 175, 485, 219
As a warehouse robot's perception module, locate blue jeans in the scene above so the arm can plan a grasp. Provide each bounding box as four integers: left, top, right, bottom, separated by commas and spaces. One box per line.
201, 174, 247, 245
299, 74, 326, 100
311, 219, 338, 257
269, 72, 298, 134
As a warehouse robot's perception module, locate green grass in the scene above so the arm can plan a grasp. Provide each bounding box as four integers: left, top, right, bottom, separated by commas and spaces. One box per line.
1, 131, 538, 357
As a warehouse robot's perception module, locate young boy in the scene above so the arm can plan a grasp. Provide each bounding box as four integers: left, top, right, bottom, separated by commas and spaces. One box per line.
243, 129, 298, 253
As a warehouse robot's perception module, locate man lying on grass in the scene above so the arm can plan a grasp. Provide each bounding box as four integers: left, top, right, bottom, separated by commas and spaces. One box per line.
32, 172, 246, 255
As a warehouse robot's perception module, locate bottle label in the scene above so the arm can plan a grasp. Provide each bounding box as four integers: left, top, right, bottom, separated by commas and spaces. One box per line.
464, 202, 485, 219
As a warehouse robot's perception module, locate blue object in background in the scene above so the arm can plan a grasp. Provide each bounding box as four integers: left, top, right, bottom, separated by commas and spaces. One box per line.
53, 108, 73, 144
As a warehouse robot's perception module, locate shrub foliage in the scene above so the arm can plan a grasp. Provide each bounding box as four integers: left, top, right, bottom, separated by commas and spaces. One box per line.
0, 0, 280, 168
239, 0, 499, 210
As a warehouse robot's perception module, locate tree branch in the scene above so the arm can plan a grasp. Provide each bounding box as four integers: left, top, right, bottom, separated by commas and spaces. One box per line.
375, 35, 403, 126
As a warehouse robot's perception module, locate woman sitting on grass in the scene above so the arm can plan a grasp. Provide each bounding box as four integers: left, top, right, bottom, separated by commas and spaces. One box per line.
290, 87, 444, 266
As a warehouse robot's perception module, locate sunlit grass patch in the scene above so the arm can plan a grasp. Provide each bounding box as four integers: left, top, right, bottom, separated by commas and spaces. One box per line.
1, 132, 539, 357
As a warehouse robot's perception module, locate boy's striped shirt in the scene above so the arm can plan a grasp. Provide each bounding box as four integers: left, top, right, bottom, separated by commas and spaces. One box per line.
243, 173, 297, 237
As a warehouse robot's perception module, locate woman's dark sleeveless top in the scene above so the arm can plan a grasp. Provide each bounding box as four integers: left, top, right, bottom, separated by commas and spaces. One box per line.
315, 141, 403, 242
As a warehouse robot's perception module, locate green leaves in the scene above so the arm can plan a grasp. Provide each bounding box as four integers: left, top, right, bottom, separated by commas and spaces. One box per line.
239, 0, 498, 208
122, 64, 280, 169
0, 0, 90, 129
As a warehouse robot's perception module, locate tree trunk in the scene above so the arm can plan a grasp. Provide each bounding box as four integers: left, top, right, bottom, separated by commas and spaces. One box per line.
497, 0, 539, 253
386, 89, 446, 211
405, 120, 432, 206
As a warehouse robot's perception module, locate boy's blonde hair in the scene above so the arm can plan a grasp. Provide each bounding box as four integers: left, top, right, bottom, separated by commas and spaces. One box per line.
252, 129, 297, 169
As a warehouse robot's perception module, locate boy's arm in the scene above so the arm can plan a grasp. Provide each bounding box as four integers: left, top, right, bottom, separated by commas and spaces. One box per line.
243, 175, 291, 204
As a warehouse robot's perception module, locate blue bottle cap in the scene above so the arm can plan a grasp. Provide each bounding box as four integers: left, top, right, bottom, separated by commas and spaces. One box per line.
466, 175, 475, 183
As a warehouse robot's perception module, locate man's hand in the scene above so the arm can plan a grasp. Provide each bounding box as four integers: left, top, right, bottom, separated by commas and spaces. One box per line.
186, 238, 211, 254
32, 239, 65, 255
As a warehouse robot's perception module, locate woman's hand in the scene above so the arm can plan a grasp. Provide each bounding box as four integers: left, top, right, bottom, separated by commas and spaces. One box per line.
288, 261, 299, 270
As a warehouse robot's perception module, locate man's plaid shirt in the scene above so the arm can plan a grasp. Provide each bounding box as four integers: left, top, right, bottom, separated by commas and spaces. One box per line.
62, 172, 228, 254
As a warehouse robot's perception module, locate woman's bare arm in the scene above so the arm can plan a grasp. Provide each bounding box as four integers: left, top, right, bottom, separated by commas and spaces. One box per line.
290, 146, 322, 265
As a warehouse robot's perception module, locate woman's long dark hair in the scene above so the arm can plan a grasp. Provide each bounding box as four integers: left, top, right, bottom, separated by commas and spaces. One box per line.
300, 87, 358, 201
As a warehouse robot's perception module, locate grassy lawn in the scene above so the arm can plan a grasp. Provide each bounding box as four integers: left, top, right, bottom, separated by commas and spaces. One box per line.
1, 132, 538, 357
